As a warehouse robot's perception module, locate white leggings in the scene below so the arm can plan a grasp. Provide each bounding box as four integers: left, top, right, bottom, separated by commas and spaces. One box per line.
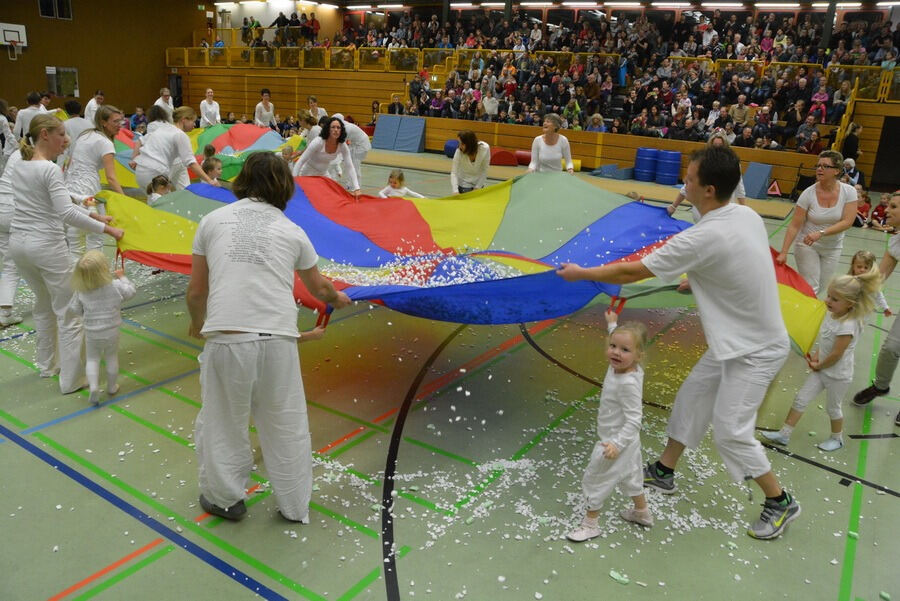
582, 440, 643, 511
195, 335, 312, 521
791, 371, 848, 420
667, 341, 789, 481
0, 204, 19, 307
85, 332, 120, 393
794, 243, 842, 297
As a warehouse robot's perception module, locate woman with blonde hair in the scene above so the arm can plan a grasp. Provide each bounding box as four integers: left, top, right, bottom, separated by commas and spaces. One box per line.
777, 150, 857, 296
667, 132, 748, 221
133, 106, 219, 191
8, 114, 124, 393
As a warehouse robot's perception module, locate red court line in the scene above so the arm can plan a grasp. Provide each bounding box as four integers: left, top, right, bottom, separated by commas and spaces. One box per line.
316, 319, 556, 453
45, 538, 165, 601
49, 483, 265, 601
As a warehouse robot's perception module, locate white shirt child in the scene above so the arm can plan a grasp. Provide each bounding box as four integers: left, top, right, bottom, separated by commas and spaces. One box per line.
378, 185, 423, 198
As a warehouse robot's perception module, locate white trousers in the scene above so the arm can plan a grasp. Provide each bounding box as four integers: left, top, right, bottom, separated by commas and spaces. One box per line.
195, 335, 312, 521
792, 371, 849, 420
349, 149, 367, 188
794, 243, 842, 297
65, 199, 105, 265
8, 232, 84, 393
0, 204, 19, 307
667, 341, 789, 481
582, 439, 643, 511
85, 331, 120, 393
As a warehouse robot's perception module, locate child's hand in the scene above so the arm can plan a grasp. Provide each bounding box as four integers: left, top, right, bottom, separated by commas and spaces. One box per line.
300, 326, 326, 342
604, 309, 618, 325
885, 308, 893, 317
602, 442, 619, 460
114, 269, 125, 278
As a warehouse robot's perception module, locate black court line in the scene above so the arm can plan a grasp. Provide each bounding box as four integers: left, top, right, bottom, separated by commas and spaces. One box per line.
380, 324, 467, 601
519, 321, 900, 499
848, 433, 899, 440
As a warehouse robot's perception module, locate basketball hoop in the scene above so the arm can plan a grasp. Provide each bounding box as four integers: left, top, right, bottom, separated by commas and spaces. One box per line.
7, 41, 21, 61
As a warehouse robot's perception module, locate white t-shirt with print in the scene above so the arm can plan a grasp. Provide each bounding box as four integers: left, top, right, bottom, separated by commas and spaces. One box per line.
192, 198, 319, 338
642, 203, 787, 360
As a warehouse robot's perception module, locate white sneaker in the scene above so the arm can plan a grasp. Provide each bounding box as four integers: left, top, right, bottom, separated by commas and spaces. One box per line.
620, 508, 654, 527
88, 390, 101, 406
761, 430, 790, 446
0, 311, 22, 327
816, 437, 843, 452
566, 520, 601, 542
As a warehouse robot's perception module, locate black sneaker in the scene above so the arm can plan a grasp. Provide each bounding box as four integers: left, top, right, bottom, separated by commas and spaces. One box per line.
199, 494, 247, 521
895, 409, 900, 427
852, 384, 889, 406
643, 462, 677, 494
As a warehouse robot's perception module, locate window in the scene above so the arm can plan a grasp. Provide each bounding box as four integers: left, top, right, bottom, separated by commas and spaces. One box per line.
38, 0, 73, 20
547, 9, 576, 31
46, 66, 79, 98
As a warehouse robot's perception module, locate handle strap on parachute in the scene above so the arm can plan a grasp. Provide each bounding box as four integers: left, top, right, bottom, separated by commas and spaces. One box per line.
609, 296, 627, 315
316, 305, 334, 328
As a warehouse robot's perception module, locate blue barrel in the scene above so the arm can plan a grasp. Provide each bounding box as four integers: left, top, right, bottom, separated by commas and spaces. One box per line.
444, 139, 459, 159
634, 147, 658, 182
655, 150, 681, 185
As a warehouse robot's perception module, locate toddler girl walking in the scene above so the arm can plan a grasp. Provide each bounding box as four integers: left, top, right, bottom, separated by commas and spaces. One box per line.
567, 309, 652, 542
69, 251, 136, 405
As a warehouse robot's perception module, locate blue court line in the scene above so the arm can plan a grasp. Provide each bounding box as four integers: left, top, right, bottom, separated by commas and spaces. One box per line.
20, 368, 200, 435
122, 318, 204, 351
0, 422, 290, 601
123, 291, 186, 312
0, 328, 32, 344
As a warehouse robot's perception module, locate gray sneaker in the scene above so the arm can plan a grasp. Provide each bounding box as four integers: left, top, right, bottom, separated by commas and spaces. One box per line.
199, 494, 247, 521
747, 496, 801, 540
643, 462, 676, 494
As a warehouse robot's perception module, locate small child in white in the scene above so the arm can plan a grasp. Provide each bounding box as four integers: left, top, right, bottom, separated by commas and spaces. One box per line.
378, 169, 424, 198
68, 251, 137, 405
146, 175, 170, 207
849, 250, 891, 315
762, 271, 881, 451
567, 309, 652, 542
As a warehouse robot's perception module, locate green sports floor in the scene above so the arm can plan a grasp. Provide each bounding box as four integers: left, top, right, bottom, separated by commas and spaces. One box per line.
1, 160, 897, 601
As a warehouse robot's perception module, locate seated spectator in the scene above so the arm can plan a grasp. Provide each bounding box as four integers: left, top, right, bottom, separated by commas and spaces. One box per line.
732, 126, 755, 148
130, 107, 147, 131
853, 186, 871, 227
795, 114, 818, 148
808, 87, 828, 123
842, 158, 865, 187
797, 129, 825, 154
585, 113, 606, 132
387, 94, 405, 115
728, 94, 750, 128
867, 193, 891, 230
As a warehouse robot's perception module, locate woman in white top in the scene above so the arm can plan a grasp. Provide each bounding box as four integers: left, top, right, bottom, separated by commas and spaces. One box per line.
667, 132, 747, 222
254, 88, 276, 129
7, 114, 124, 394
199, 88, 221, 128
450, 130, 490, 194
133, 106, 219, 191
65, 105, 126, 263
292, 117, 360, 198
83, 90, 104, 126
528, 113, 574, 174
331, 113, 370, 188
153, 88, 175, 120
777, 150, 857, 296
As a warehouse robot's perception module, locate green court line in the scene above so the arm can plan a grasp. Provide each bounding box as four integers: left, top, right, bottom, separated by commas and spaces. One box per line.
401, 436, 479, 467
838, 314, 882, 601
453, 468, 505, 510
511, 403, 582, 461
335, 545, 411, 601
306, 400, 390, 433
767, 210, 793, 239
70, 545, 176, 601
328, 429, 378, 459
110, 405, 194, 449
0, 408, 29, 430
309, 501, 379, 539
33, 432, 328, 601
120, 327, 199, 361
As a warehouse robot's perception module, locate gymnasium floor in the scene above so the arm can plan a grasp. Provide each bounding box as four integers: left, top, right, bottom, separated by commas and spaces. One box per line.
1, 158, 897, 601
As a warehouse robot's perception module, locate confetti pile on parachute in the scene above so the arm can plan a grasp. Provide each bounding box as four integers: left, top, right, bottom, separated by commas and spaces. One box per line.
100, 172, 823, 351
104, 123, 304, 189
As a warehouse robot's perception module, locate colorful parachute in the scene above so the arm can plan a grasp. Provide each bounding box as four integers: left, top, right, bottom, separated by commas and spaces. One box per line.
100, 172, 824, 352
103, 124, 304, 189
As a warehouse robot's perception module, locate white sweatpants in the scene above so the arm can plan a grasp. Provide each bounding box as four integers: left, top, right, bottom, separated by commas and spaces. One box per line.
666, 341, 789, 481
0, 204, 20, 307
791, 371, 849, 420
794, 243, 842, 297
65, 199, 105, 265
85, 331, 119, 394
195, 335, 312, 521
582, 440, 643, 511
349, 149, 367, 188
8, 232, 84, 393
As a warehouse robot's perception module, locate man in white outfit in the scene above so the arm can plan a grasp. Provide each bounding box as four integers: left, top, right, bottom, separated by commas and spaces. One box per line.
187, 152, 351, 523
153, 88, 175, 120
83, 90, 104, 125
557, 146, 800, 541
331, 113, 370, 189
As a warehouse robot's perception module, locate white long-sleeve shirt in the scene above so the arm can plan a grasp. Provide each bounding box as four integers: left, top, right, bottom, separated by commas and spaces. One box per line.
529, 135, 573, 172
292, 137, 359, 190
199, 100, 221, 127
0, 150, 23, 207
378, 185, 423, 198
10, 159, 105, 241
153, 97, 175, 119
13, 106, 42, 140
450, 141, 490, 193
134, 122, 197, 177
254, 101, 276, 128
68, 277, 137, 338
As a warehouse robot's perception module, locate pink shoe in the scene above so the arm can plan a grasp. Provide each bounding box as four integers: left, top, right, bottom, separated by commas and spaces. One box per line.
620, 507, 653, 527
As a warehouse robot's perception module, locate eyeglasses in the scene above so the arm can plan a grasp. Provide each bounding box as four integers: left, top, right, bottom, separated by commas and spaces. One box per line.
815, 164, 838, 170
